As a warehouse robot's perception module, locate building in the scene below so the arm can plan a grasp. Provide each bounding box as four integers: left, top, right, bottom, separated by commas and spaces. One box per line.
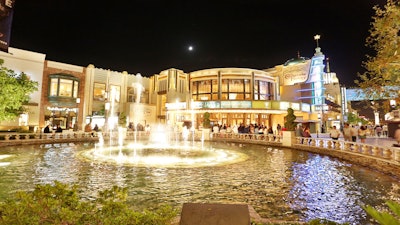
0, 46, 342, 133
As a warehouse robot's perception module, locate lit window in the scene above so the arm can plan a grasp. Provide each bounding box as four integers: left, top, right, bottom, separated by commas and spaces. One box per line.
94, 83, 106, 101
48, 74, 79, 99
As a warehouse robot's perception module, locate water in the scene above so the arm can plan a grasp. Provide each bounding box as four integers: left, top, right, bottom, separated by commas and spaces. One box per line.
0, 141, 399, 224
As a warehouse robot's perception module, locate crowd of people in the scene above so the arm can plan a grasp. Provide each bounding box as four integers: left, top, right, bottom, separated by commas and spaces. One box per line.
295, 123, 392, 144
211, 123, 283, 137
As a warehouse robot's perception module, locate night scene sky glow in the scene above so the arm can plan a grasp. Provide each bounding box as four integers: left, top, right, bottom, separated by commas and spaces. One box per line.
10, 0, 387, 87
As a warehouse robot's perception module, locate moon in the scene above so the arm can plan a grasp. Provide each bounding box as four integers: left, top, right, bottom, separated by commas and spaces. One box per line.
188, 46, 194, 51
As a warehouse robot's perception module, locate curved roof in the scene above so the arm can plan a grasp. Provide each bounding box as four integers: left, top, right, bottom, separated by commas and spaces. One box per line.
284, 57, 310, 66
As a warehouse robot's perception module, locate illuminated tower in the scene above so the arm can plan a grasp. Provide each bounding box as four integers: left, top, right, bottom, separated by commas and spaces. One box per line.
307, 35, 326, 129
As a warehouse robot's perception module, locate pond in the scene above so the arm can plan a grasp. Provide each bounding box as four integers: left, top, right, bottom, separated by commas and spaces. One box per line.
0, 140, 398, 224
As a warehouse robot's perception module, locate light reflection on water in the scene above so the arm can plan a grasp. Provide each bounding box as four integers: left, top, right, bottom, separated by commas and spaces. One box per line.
0, 141, 399, 224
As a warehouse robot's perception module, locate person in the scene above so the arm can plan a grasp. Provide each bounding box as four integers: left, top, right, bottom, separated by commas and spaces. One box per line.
43, 125, 51, 133
55, 125, 62, 133
302, 126, 311, 138
342, 123, 351, 142
85, 123, 92, 132
93, 124, 99, 132
350, 125, 358, 142
302, 126, 312, 144
394, 125, 400, 147
382, 124, 388, 137
329, 126, 341, 141
375, 125, 382, 137
276, 124, 282, 136
358, 125, 367, 143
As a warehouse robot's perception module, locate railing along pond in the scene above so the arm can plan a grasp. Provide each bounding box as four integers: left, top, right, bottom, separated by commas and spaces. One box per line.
1, 131, 399, 166
211, 133, 400, 167
0, 131, 99, 146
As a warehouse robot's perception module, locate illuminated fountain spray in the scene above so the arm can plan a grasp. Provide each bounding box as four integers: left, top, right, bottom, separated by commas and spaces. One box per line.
86, 73, 247, 168
132, 74, 145, 143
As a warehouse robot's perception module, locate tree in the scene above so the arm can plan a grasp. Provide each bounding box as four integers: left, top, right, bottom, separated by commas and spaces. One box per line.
355, 0, 400, 102
0, 59, 38, 122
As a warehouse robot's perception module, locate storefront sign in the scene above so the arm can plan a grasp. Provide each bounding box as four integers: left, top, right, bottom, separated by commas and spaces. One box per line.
47, 106, 77, 113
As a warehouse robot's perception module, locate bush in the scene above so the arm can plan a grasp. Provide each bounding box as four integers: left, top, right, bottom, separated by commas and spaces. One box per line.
284, 108, 297, 131
0, 181, 178, 225
364, 200, 400, 225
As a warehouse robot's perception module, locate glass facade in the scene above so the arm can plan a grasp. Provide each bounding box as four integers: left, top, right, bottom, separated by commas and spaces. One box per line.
191, 78, 274, 101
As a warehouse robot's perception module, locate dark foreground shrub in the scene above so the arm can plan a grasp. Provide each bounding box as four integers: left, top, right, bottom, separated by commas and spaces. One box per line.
0, 181, 177, 225
364, 200, 400, 225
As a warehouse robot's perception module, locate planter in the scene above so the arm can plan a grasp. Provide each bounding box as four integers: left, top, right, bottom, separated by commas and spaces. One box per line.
282, 130, 296, 147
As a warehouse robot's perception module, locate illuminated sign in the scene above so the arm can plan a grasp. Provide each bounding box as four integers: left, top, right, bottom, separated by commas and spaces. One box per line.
282, 60, 311, 85
221, 101, 252, 108
252, 101, 271, 109
291, 103, 300, 111
203, 101, 220, 108
301, 103, 311, 112
47, 107, 77, 112
165, 102, 186, 110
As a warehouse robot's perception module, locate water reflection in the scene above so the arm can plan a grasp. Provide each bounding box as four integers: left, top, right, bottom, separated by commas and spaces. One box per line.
0, 142, 398, 224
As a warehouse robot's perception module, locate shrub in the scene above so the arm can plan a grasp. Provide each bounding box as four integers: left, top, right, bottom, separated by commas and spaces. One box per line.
364, 200, 400, 225
0, 181, 178, 225
284, 108, 297, 131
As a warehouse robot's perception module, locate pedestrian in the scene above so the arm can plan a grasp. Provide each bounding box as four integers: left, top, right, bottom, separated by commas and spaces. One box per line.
343, 123, 351, 142
382, 124, 388, 137
93, 124, 99, 132
277, 124, 282, 136
56, 125, 62, 133
394, 125, 400, 147
350, 125, 358, 142
302, 126, 311, 138
358, 125, 367, 143
329, 126, 341, 140
85, 122, 92, 132
44, 125, 51, 133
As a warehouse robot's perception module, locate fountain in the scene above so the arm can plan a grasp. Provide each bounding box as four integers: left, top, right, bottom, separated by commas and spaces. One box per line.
86, 77, 248, 168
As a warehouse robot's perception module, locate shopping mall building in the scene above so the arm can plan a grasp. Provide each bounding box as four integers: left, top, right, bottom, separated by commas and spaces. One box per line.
0, 46, 343, 134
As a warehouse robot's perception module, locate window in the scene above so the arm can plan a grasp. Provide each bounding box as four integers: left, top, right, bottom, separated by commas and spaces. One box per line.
254, 80, 274, 100
94, 83, 106, 101
221, 79, 251, 100
127, 86, 146, 103
49, 74, 79, 99
159, 80, 167, 92
192, 79, 218, 100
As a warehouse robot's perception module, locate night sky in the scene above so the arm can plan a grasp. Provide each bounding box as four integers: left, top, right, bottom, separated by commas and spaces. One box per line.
10, 0, 386, 87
